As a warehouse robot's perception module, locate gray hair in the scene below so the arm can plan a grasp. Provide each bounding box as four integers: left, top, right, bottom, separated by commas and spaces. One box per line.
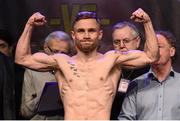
45, 31, 75, 55
113, 21, 139, 38
45, 31, 71, 43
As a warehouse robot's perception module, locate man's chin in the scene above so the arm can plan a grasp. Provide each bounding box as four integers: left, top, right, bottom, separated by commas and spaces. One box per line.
81, 48, 93, 53
76, 44, 97, 53
152, 62, 161, 67
81, 47, 96, 53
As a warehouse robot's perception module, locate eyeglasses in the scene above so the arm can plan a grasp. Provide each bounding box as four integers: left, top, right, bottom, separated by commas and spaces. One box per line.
113, 36, 138, 45
47, 45, 68, 55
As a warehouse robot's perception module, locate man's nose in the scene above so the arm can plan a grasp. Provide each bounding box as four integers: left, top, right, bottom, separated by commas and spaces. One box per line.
84, 31, 90, 38
119, 41, 126, 48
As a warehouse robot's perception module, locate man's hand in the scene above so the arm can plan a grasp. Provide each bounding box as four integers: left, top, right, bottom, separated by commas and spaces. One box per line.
27, 12, 46, 26
130, 8, 151, 23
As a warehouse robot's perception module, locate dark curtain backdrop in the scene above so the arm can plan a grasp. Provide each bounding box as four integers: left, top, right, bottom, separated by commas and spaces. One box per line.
0, 0, 180, 72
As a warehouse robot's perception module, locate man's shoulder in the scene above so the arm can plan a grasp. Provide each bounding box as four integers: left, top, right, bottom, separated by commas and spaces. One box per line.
127, 72, 149, 92
103, 50, 121, 59
53, 53, 70, 58
133, 72, 149, 80
174, 70, 180, 75
51, 53, 71, 62
173, 70, 180, 79
104, 50, 119, 55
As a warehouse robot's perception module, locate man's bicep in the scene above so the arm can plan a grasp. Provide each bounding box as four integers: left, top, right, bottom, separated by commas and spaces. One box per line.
116, 50, 151, 69
20, 53, 57, 71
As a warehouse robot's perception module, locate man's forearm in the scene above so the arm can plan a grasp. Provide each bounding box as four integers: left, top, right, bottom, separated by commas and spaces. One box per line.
143, 21, 159, 62
15, 23, 33, 64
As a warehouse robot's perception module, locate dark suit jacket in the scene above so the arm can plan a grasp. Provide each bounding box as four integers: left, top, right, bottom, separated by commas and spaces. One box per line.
0, 52, 16, 119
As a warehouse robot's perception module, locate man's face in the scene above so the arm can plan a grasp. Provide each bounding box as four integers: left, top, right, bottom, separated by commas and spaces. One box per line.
71, 18, 103, 53
112, 26, 140, 52
152, 34, 175, 66
0, 39, 12, 56
44, 39, 69, 55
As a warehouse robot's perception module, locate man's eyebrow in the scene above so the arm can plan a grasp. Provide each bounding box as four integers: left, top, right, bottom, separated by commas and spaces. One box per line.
76, 28, 85, 32
61, 51, 68, 54
88, 28, 97, 31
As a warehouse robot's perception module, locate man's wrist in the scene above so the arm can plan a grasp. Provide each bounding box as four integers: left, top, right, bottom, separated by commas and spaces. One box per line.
143, 19, 152, 25
26, 22, 34, 29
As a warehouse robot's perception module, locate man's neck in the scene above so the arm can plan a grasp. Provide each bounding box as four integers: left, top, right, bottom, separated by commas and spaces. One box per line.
152, 62, 172, 82
76, 49, 101, 62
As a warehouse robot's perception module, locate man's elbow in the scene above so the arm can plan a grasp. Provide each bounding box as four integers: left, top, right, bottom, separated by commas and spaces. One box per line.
149, 53, 160, 63
15, 58, 20, 65
15, 56, 26, 65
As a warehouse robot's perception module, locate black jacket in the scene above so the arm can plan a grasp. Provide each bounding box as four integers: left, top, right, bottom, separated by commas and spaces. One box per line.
0, 52, 16, 119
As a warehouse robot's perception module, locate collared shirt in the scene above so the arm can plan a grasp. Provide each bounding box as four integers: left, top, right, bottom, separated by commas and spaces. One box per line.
111, 65, 150, 120
118, 68, 180, 120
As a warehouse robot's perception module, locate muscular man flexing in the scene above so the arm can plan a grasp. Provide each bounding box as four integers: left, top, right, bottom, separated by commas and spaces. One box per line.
15, 8, 159, 120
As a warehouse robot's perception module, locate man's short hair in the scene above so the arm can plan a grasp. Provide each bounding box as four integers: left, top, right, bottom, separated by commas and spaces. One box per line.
72, 11, 101, 29
0, 29, 13, 46
113, 21, 139, 38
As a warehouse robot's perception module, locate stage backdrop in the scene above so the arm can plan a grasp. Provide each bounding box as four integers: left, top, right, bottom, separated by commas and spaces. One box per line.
0, 0, 180, 72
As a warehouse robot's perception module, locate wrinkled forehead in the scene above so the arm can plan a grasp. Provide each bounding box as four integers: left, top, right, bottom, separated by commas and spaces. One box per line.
113, 26, 136, 39
157, 34, 169, 44
49, 38, 69, 45
49, 40, 69, 52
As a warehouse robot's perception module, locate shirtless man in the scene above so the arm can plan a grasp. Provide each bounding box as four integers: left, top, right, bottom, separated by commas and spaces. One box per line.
15, 8, 159, 120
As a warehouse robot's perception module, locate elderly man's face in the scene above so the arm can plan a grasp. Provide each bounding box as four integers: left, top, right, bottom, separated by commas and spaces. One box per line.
44, 39, 70, 55
113, 26, 140, 52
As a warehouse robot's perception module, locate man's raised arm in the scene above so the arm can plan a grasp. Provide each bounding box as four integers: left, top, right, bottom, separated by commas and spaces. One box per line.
132, 8, 159, 62
116, 8, 159, 68
15, 12, 57, 70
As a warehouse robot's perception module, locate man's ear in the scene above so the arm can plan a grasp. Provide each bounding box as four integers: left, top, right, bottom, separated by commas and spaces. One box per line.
71, 30, 75, 40
71, 30, 76, 45
43, 42, 48, 50
135, 36, 141, 49
43, 42, 51, 54
170, 47, 175, 57
98, 30, 103, 40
